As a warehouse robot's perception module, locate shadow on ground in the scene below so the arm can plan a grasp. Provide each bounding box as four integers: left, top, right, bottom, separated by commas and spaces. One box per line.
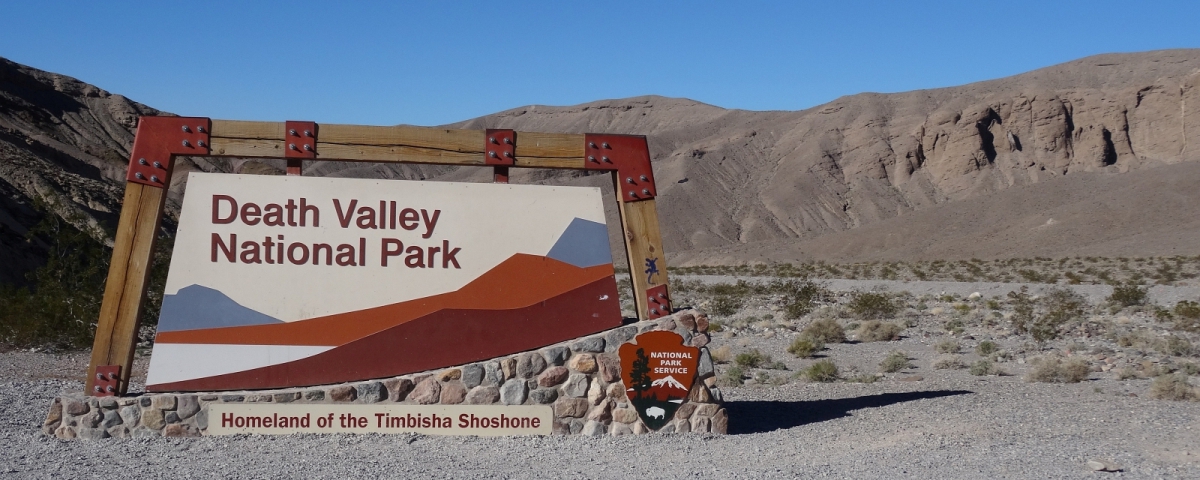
726, 389, 973, 434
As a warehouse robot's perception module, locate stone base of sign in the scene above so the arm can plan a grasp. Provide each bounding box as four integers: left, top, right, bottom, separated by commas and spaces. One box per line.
45, 309, 724, 439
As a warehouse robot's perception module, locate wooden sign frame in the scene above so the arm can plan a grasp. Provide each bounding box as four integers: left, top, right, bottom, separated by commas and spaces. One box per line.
86, 116, 672, 395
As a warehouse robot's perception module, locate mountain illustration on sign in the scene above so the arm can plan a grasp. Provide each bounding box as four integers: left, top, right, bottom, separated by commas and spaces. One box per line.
618, 330, 700, 431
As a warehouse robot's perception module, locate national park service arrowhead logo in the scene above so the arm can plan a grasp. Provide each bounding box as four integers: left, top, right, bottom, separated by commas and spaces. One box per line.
618, 330, 699, 431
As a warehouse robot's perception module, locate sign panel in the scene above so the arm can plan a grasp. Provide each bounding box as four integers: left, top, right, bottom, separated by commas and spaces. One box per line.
146, 173, 622, 391
618, 331, 699, 430
206, 404, 552, 436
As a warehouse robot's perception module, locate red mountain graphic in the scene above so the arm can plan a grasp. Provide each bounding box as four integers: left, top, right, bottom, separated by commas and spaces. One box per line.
155, 254, 614, 346
147, 254, 622, 392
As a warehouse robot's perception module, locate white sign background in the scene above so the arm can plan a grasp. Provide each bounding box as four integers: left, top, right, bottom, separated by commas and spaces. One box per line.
166, 173, 608, 322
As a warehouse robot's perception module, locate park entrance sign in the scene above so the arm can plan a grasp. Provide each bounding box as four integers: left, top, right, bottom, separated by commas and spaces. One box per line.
85, 118, 674, 397
146, 173, 621, 391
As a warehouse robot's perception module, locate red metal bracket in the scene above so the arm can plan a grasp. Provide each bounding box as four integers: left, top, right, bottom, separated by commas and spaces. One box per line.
126, 117, 211, 187
646, 284, 670, 319
487, 129, 515, 183
285, 121, 317, 175
485, 129, 515, 165
92, 365, 121, 397
584, 134, 657, 201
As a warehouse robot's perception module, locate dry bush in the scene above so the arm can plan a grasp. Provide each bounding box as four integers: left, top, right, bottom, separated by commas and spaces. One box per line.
1026, 356, 1091, 383
847, 291, 899, 319
787, 337, 823, 358
857, 321, 904, 342
710, 345, 732, 364
1108, 284, 1149, 307
1172, 301, 1200, 332
976, 340, 998, 356
781, 280, 831, 319
846, 374, 880, 383
969, 359, 1002, 376
1149, 373, 1200, 401
879, 351, 911, 373
935, 339, 961, 354
933, 355, 966, 370
710, 295, 742, 316
801, 318, 846, 344
1158, 335, 1195, 357
718, 364, 745, 387
734, 349, 769, 368
803, 359, 839, 382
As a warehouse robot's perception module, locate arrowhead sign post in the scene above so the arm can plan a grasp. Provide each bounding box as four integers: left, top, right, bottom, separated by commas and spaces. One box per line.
619, 330, 700, 431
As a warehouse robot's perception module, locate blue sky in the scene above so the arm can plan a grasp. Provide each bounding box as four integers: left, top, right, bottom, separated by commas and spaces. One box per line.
3, 1, 1197, 126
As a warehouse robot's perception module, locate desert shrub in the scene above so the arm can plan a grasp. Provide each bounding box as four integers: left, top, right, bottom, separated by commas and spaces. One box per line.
848, 291, 898, 319
1149, 373, 1200, 401
781, 280, 830, 319
846, 374, 879, 383
1026, 356, 1091, 383
1016, 287, 1088, 344
1178, 362, 1200, 375
879, 351, 912, 373
935, 339, 961, 354
803, 360, 839, 382
1158, 335, 1194, 357
1007, 287, 1036, 334
801, 318, 846, 344
1108, 283, 1148, 307
943, 319, 965, 335
969, 359, 1001, 376
933, 355, 966, 370
857, 321, 904, 342
1174, 301, 1200, 332
734, 349, 769, 368
710, 295, 742, 316
1174, 300, 1200, 320
718, 365, 746, 387
707, 320, 725, 332
985, 299, 1001, 310
787, 337, 823, 358
976, 340, 998, 356
710, 345, 732, 364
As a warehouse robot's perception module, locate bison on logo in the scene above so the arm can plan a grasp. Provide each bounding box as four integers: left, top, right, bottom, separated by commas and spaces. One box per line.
618, 330, 699, 430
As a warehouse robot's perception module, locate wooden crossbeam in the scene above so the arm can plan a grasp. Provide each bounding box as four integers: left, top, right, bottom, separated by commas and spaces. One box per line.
208, 121, 586, 168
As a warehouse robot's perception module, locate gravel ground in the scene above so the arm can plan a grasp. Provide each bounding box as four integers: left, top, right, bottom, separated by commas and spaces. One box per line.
2, 278, 1200, 478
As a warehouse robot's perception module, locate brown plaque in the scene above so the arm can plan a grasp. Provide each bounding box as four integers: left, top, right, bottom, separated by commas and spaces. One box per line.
618, 330, 699, 430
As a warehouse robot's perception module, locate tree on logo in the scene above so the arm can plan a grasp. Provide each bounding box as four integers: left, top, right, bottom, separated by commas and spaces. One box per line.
630, 348, 652, 398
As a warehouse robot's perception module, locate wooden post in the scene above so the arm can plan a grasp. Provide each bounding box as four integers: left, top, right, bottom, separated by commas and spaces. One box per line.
615, 195, 670, 320
85, 181, 168, 395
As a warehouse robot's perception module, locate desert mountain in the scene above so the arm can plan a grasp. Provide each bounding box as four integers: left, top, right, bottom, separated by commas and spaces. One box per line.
2, 50, 1200, 284
449, 49, 1200, 265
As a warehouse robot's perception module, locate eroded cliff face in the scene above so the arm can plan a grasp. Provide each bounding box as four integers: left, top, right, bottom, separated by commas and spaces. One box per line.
454, 50, 1200, 260
2, 50, 1199, 282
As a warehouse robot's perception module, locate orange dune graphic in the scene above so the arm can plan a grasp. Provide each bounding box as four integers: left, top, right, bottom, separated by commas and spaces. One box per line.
154, 254, 614, 346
